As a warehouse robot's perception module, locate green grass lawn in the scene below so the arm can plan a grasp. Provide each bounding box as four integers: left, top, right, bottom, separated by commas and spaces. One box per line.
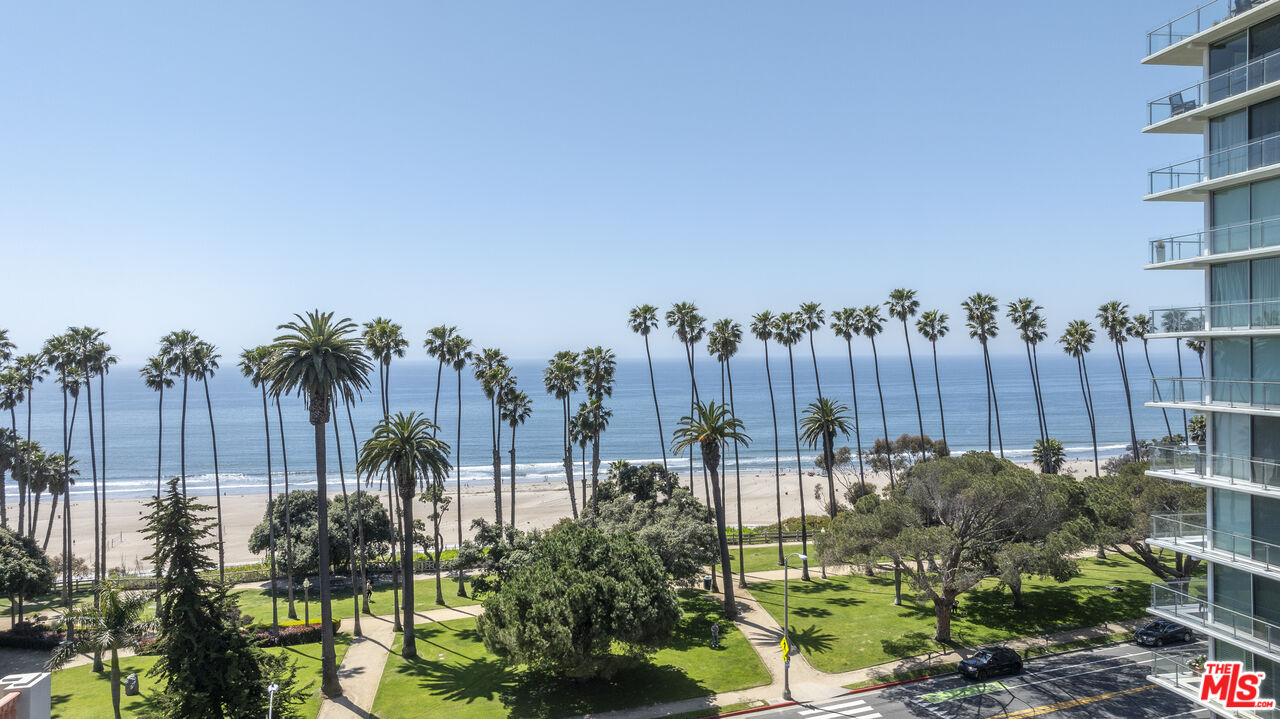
723, 542, 806, 575
748, 556, 1155, 673
371, 590, 769, 719
233, 576, 478, 625
50, 635, 351, 718
0, 590, 96, 624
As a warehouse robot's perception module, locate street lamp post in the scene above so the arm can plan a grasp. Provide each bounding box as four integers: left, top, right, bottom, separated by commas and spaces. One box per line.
267, 682, 279, 719
783, 552, 806, 701
302, 577, 311, 626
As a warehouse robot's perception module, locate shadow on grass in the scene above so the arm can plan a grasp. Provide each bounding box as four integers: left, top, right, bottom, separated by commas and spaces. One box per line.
879, 631, 939, 658
786, 624, 835, 656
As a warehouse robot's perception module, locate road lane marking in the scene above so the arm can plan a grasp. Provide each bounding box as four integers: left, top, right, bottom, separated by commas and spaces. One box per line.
991, 683, 1158, 718
919, 681, 1007, 703
799, 699, 867, 714
804, 713, 879, 719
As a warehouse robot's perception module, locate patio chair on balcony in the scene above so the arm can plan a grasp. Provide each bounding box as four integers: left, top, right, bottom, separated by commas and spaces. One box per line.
1231, 0, 1258, 17
1169, 92, 1197, 116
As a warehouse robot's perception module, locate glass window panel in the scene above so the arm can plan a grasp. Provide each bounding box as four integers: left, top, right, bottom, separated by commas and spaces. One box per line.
1212, 112, 1249, 178
1255, 655, 1279, 714
1252, 495, 1280, 558
1251, 179, 1280, 250
1214, 489, 1252, 562
1251, 260, 1280, 330
1254, 575, 1280, 627
1253, 17, 1280, 59
1211, 33, 1250, 102
1213, 262, 1252, 326
1215, 412, 1250, 478
1214, 638, 1249, 665
1215, 564, 1253, 616
1254, 417, 1280, 488
1214, 186, 1252, 252
1253, 337, 1280, 407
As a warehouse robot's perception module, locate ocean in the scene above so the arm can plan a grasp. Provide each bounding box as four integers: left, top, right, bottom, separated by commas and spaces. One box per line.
2, 348, 1191, 501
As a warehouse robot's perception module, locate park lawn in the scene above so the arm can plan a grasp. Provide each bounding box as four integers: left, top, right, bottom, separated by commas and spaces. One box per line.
1, 590, 96, 624
723, 542, 805, 575
233, 576, 477, 625
371, 590, 769, 719
748, 556, 1155, 673
49, 635, 351, 719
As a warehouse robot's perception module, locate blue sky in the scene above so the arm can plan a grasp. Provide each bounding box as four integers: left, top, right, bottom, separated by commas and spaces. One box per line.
1, 1, 1206, 362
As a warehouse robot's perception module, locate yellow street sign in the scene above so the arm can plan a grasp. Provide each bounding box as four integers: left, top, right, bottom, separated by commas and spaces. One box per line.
780, 637, 789, 660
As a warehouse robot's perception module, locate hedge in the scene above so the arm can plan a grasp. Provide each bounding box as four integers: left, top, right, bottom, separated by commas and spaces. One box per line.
250, 618, 342, 647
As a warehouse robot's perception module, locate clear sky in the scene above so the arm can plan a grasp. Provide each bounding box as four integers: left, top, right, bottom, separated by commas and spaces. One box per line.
1, 1, 1207, 362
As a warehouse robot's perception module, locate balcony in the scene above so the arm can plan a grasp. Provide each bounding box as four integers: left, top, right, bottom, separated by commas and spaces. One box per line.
1151, 513, 1280, 577
1148, 132, 1280, 201
1151, 377, 1280, 414
1150, 444, 1280, 497
1150, 651, 1268, 719
1147, 0, 1280, 65
1150, 581, 1280, 662
1148, 299, 1280, 335
1148, 49, 1280, 132
1148, 217, 1280, 268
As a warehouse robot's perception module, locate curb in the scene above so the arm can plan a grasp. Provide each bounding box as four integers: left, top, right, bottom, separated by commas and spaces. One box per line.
697, 700, 797, 718
847, 674, 935, 694
691, 674, 936, 719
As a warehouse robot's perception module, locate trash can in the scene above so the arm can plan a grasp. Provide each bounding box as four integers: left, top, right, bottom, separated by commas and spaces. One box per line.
702, 575, 712, 591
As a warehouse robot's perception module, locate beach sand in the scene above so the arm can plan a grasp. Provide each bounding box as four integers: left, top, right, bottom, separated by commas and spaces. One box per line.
2, 458, 1098, 572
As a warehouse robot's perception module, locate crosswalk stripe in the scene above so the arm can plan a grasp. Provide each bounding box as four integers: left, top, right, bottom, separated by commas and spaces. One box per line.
803, 712, 880, 719
799, 699, 866, 715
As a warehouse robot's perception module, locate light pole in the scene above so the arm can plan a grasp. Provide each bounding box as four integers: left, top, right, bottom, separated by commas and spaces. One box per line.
783, 552, 806, 701
302, 577, 311, 626
267, 682, 279, 719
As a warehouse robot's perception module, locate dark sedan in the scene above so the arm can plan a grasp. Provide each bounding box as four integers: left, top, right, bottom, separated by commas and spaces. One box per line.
958, 646, 1023, 680
1134, 620, 1194, 647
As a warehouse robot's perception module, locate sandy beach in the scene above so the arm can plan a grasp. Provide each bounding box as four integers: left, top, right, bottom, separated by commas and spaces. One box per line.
2, 458, 1098, 572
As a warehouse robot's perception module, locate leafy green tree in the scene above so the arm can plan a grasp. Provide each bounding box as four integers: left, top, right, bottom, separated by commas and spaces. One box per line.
800, 399, 853, 518
0, 526, 55, 623
13, 353, 48, 542
1032, 438, 1066, 475
751, 311, 787, 566
248, 490, 392, 577
628, 305, 668, 472
866, 433, 948, 476
915, 310, 950, 447
452, 519, 539, 597
994, 535, 1081, 610
606, 460, 679, 502
144, 479, 306, 719
477, 522, 681, 679
357, 412, 451, 657
581, 478, 716, 583
265, 310, 372, 697
1059, 320, 1100, 477
673, 401, 749, 617
158, 330, 199, 497
1079, 462, 1204, 582
579, 346, 617, 506
46, 581, 155, 719
1185, 338, 1205, 376
962, 293, 1003, 458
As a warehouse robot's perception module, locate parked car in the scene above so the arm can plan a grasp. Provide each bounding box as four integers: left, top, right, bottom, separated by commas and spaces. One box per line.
1134, 620, 1194, 647
958, 646, 1023, 680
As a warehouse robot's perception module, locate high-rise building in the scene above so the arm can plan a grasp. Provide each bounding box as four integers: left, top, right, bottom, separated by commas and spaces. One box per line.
1144, 1, 1280, 716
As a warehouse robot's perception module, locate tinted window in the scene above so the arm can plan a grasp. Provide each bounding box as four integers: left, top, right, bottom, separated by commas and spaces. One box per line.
1253, 16, 1280, 59
1212, 32, 1249, 75
1253, 96, 1280, 140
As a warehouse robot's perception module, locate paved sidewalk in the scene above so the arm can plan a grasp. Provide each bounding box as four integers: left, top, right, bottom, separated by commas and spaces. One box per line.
317, 613, 397, 719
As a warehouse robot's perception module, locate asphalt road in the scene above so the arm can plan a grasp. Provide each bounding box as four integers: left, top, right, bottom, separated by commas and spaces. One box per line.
755, 641, 1211, 719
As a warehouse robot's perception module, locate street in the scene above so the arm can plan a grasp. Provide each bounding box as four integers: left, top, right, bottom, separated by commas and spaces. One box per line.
754, 641, 1211, 719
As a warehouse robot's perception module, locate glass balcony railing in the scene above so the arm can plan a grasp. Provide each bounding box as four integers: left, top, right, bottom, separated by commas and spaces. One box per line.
1150, 49, 1280, 125
1152, 581, 1280, 655
1149, 216, 1280, 264
1150, 299, 1280, 331
1150, 132, 1280, 195
1149, 652, 1267, 719
1151, 377, 1280, 411
1150, 444, 1280, 492
1151, 513, 1280, 573
1149, 0, 1274, 57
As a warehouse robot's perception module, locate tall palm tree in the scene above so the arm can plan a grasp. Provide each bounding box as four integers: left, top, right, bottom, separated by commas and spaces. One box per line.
0, 329, 12, 367
1098, 301, 1140, 457
915, 310, 950, 448
666, 302, 706, 491
1060, 320, 1100, 477
799, 302, 826, 399
708, 319, 748, 587
190, 340, 226, 581
672, 401, 749, 618
67, 328, 105, 612
501, 387, 532, 533
855, 305, 897, 487
342, 396, 371, 614
13, 353, 47, 538
328, 398, 362, 638
799, 398, 853, 518
886, 289, 926, 452
579, 346, 616, 505
89, 340, 116, 605
1129, 314, 1174, 438
1007, 299, 1051, 469
424, 324, 458, 428
750, 312, 786, 566
445, 334, 473, 597
359, 412, 451, 658
159, 330, 199, 496
830, 309, 867, 490
265, 310, 372, 698
628, 305, 668, 471
577, 398, 611, 508
473, 348, 510, 526
42, 334, 77, 614
1162, 310, 1191, 439
543, 350, 581, 518
275, 392, 297, 620
362, 318, 409, 618
962, 293, 1004, 458
0, 367, 24, 531
42, 455, 77, 552
570, 403, 591, 506
772, 312, 810, 580
46, 581, 155, 719
238, 346, 280, 631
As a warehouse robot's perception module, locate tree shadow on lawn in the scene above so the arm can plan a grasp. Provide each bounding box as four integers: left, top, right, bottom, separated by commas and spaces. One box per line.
502, 663, 709, 719
879, 631, 943, 659
786, 624, 835, 656
956, 575, 1149, 639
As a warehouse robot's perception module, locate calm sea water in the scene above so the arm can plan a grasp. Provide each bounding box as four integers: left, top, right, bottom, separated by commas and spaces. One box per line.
2, 349, 1191, 501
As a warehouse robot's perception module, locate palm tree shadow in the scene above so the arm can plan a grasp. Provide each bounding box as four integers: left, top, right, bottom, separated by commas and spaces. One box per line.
395, 655, 513, 704
786, 624, 835, 655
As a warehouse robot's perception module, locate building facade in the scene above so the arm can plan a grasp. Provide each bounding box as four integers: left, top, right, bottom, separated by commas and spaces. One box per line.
1144, 1, 1280, 716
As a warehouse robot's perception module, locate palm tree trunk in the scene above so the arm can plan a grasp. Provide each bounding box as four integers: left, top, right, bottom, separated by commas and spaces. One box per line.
726, 359, 747, 588
509, 427, 518, 533
387, 477, 402, 630
983, 342, 1005, 458
331, 403, 362, 638
1144, 340, 1174, 438
399, 481, 417, 659
433, 493, 444, 605
110, 647, 121, 719
705, 454, 736, 618
42, 492, 58, 552
455, 369, 467, 598
562, 398, 578, 519
180, 373, 188, 496
260, 386, 279, 632
277, 400, 297, 620
344, 400, 369, 615
644, 336, 668, 471
901, 320, 925, 458
201, 379, 225, 584
98, 373, 107, 602
1175, 339, 1188, 439
1116, 343, 1140, 456
83, 364, 103, 673
1024, 341, 1048, 471
312, 417, 340, 698
762, 341, 785, 566
57, 374, 69, 616
153, 382, 163, 614
929, 340, 947, 447
1031, 343, 1050, 443
590, 432, 601, 510
808, 332, 824, 399
492, 398, 502, 527
843, 340, 867, 488
869, 337, 895, 488
1076, 356, 1099, 477
785, 346, 810, 581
